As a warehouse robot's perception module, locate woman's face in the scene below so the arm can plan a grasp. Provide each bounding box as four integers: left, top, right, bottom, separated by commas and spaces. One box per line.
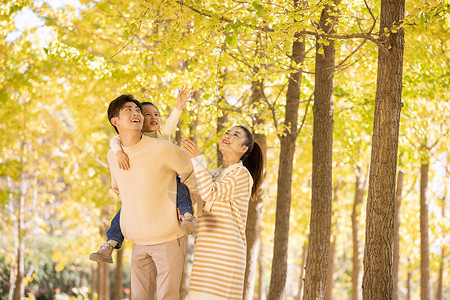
142, 105, 161, 132
219, 127, 249, 157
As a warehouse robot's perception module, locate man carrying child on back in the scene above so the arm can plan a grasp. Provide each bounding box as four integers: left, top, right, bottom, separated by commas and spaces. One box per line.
96, 94, 198, 299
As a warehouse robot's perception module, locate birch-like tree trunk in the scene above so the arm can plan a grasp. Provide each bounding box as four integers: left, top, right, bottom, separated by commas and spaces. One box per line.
362, 0, 405, 297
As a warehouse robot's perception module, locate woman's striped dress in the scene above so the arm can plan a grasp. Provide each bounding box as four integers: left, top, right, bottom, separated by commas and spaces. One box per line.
189, 156, 253, 300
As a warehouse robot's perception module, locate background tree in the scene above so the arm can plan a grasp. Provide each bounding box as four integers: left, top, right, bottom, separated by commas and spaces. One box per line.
362, 0, 405, 297
0, 0, 448, 298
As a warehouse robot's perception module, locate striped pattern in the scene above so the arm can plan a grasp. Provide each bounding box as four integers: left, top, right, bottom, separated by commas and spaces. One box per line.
189, 157, 252, 300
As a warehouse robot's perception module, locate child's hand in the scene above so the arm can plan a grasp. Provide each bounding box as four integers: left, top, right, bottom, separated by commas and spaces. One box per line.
176, 86, 193, 110
181, 139, 202, 158
117, 150, 130, 170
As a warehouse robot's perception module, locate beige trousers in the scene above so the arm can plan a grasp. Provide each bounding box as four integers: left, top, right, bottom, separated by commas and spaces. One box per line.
131, 236, 187, 300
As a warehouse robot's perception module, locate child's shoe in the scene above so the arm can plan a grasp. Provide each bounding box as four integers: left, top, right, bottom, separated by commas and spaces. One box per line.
89, 243, 114, 264
180, 212, 196, 235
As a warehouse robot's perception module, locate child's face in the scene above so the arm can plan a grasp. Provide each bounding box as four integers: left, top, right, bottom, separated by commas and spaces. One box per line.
142, 104, 161, 132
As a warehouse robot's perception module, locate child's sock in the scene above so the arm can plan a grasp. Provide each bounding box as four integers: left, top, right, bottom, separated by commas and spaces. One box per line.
107, 240, 118, 248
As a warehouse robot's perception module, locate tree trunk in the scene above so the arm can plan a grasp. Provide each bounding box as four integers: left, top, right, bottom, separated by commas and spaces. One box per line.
244, 80, 266, 300
181, 96, 201, 299
9, 140, 27, 300
90, 264, 98, 300
436, 196, 445, 300
97, 213, 111, 300
267, 26, 305, 299
257, 242, 265, 300
295, 243, 308, 300
325, 236, 336, 300
303, 1, 338, 298
114, 248, 123, 300
352, 167, 366, 300
393, 169, 404, 300
10, 193, 25, 300
420, 160, 430, 300
188, 90, 200, 143
244, 165, 264, 300
362, 0, 405, 296
216, 113, 227, 167
98, 262, 110, 300
406, 269, 411, 300
180, 236, 195, 300
216, 69, 228, 167
436, 256, 443, 300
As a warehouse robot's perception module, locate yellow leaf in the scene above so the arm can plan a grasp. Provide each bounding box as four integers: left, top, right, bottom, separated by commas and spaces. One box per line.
55, 262, 66, 272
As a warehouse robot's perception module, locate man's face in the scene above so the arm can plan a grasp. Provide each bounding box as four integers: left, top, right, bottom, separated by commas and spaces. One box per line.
142, 105, 161, 132
111, 102, 143, 133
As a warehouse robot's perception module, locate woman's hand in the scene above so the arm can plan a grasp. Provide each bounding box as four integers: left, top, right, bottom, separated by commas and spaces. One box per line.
181, 138, 202, 158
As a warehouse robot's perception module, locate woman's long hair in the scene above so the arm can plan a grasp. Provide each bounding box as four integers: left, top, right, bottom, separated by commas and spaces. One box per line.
236, 125, 264, 200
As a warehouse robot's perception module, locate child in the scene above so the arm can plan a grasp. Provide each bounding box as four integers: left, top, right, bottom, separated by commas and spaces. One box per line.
90, 87, 196, 264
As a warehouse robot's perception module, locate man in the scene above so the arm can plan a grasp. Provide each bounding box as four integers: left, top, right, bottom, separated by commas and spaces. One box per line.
106, 94, 197, 299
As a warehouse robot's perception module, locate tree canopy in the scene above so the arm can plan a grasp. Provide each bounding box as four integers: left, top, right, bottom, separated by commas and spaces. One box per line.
0, 0, 448, 298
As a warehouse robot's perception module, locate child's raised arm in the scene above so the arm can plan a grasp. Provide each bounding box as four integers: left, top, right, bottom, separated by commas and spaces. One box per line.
158, 86, 193, 140
175, 86, 193, 111
110, 136, 130, 170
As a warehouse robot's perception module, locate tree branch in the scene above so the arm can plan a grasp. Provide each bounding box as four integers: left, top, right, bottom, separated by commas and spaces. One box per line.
295, 91, 313, 138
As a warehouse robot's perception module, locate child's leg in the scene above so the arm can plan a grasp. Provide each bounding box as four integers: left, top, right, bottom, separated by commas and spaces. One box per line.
176, 176, 196, 235
106, 209, 125, 249
89, 209, 124, 264
176, 177, 193, 215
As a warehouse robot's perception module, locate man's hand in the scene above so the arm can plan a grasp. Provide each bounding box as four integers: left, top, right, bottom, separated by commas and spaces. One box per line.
117, 150, 130, 170
176, 86, 193, 110
181, 138, 202, 158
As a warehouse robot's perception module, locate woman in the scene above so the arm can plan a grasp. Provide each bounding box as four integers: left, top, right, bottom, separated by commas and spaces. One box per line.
181, 125, 264, 300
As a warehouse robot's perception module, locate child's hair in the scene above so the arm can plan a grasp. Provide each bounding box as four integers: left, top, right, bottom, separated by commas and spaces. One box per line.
236, 125, 264, 200
141, 101, 159, 113
107, 94, 143, 134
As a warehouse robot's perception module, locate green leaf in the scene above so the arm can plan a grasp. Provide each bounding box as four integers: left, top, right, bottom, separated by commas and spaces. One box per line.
225, 35, 238, 47
252, 1, 264, 17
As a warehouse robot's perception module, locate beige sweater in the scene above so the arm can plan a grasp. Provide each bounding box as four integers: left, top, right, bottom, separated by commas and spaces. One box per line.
107, 135, 197, 245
